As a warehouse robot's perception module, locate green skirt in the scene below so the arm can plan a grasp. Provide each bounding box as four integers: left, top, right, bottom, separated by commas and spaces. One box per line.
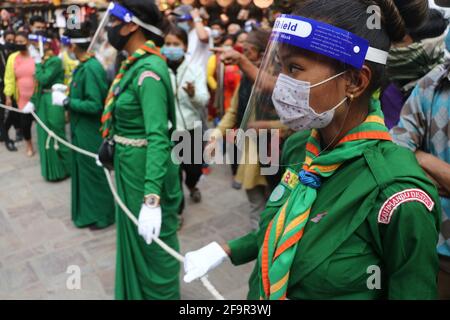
114, 143, 181, 300
36, 92, 72, 181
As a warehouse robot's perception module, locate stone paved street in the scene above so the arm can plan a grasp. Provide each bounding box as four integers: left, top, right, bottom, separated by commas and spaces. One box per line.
0, 130, 256, 300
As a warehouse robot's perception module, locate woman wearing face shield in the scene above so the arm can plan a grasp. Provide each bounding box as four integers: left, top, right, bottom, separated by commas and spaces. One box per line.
183, 0, 442, 300
26, 32, 72, 181
51, 25, 115, 230
96, 0, 183, 299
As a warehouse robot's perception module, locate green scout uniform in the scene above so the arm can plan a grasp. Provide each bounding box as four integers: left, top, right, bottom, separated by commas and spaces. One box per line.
32, 55, 71, 181
229, 130, 442, 300
112, 54, 183, 300
68, 56, 115, 228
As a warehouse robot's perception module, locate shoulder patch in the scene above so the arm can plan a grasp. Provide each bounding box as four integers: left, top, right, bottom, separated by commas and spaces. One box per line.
378, 188, 435, 224
138, 71, 160, 86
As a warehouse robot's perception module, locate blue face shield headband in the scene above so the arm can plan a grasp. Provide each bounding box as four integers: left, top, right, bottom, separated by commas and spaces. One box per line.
28, 34, 52, 44
88, 2, 163, 52
271, 15, 389, 69
176, 14, 192, 22
108, 2, 163, 37
61, 35, 92, 46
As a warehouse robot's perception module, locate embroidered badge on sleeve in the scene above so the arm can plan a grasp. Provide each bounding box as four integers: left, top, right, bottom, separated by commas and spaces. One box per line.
378, 188, 435, 224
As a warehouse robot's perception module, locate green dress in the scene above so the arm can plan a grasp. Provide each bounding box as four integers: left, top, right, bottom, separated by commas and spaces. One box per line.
112, 54, 183, 300
229, 130, 442, 300
68, 56, 115, 228
33, 55, 71, 181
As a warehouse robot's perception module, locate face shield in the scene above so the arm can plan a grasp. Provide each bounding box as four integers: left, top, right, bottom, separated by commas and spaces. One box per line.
61, 35, 92, 47
61, 35, 91, 60
28, 33, 52, 58
88, 2, 164, 53
235, 14, 388, 171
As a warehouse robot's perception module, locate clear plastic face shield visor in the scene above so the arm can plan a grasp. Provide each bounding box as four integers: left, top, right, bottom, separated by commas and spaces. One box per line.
87, 2, 164, 53
61, 35, 92, 47
28, 34, 52, 58
234, 14, 388, 174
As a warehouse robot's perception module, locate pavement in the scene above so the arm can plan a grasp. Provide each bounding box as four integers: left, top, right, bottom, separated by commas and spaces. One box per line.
0, 127, 256, 300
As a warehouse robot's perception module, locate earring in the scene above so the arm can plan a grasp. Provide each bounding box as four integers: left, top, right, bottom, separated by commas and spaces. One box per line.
348, 94, 354, 101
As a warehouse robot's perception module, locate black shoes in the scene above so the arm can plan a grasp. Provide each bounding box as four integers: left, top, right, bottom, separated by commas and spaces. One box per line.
5, 140, 17, 151
190, 188, 202, 203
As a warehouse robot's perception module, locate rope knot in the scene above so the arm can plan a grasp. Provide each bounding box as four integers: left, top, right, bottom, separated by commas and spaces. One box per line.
299, 170, 321, 189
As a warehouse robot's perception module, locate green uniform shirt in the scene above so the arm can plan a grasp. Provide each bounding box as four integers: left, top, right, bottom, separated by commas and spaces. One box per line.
112, 54, 182, 300
229, 130, 441, 300
68, 57, 115, 228
32, 55, 71, 181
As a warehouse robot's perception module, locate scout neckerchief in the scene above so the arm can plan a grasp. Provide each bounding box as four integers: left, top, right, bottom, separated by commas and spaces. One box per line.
259, 97, 392, 300
100, 40, 165, 138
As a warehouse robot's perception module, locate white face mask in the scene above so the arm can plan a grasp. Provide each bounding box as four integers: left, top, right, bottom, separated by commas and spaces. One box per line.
271, 72, 348, 131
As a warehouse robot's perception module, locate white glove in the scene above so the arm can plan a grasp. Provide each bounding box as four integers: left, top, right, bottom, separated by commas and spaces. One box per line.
95, 155, 103, 167
22, 101, 35, 114
184, 242, 228, 283
52, 84, 68, 93
52, 91, 68, 107
138, 204, 162, 245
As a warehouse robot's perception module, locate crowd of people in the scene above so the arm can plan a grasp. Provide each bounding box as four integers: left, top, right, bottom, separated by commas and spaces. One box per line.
0, 0, 449, 300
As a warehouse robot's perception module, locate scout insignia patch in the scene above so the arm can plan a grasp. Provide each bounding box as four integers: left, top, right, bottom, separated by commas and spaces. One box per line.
378, 188, 435, 224
280, 168, 299, 190
138, 71, 160, 86
269, 185, 285, 202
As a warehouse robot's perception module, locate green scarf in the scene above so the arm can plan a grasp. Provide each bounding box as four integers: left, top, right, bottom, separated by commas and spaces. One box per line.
100, 40, 165, 138
259, 98, 392, 300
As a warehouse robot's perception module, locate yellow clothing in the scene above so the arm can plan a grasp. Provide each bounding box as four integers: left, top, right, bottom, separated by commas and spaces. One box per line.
4, 51, 20, 100
61, 50, 79, 86
207, 54, 217, 91
211, 86, 267, 190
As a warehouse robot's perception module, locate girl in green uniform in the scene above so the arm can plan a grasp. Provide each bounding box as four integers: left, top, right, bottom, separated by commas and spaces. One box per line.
184, 0, 442, 300
30, 32, 71, 181
51, 26, 115, 229
97, 0, 183, 299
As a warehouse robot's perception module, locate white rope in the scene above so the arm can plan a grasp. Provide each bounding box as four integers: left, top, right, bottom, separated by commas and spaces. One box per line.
103, 168, 225, 300
0, 102, 225, 300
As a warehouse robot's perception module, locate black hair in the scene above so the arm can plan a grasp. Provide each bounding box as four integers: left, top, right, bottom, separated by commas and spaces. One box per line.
3, 29, 15, 38
166, 24, 188, 47
30, 15, 45, 26
293, 0, 429, 93
210, 19, 226, 30
246, 28, 271, 54
15, 31, 28, 40
63, 22, 91, 51
409, 9, 448, 42
117, 0, 167, 47
232, 30, 247, 42
222, 34, 235, 45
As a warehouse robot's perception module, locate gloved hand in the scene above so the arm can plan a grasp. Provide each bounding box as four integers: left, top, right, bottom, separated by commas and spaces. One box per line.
22, 101, 35, 114
183, 242, 228, 283
52, 84, 68, 93
95, 155, 103, 167
52, 90, 68, 107
138, 204, 162, 245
